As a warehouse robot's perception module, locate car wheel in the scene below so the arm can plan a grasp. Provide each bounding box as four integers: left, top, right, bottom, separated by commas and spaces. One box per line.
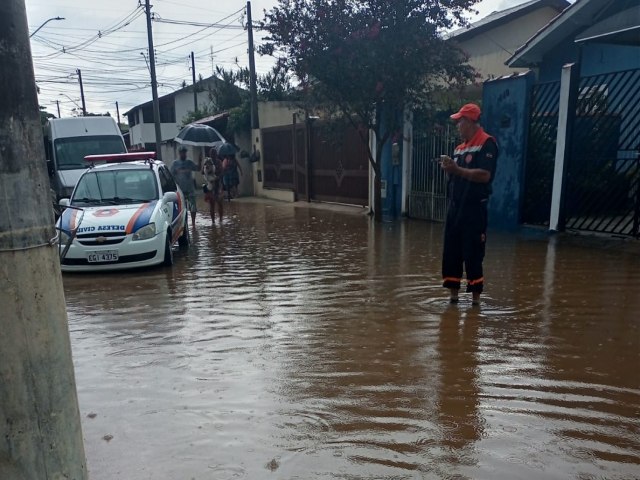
163, 231, 174, 267
178, 217, 189, 248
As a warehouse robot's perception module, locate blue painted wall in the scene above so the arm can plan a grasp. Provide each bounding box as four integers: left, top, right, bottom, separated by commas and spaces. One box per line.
482, 72, 535, 230
539, 41, 640, 82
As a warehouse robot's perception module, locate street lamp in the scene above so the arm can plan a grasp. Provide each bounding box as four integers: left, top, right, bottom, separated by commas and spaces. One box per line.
30, 16, 65, 38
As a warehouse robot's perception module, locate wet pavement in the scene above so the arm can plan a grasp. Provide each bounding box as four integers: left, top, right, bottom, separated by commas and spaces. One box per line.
62, 198, 640, 480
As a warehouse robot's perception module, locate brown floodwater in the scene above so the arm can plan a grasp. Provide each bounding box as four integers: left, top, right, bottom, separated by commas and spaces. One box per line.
62, 199, 640, 480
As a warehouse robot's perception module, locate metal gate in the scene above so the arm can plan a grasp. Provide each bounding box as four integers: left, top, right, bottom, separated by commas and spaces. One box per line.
262, 125, 295, 190
564, 69, 640, 237
408, 124, 457, 221
262, 122, 369, 205
309, 123, 369, 206
522, 80, 561, 225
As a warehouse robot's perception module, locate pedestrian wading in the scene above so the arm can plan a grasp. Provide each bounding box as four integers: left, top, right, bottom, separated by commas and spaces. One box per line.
0, 1, 88, 479
440, 103, 498, 306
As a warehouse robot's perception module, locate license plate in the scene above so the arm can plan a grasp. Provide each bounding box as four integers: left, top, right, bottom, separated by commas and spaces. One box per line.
86, 250, 119, 263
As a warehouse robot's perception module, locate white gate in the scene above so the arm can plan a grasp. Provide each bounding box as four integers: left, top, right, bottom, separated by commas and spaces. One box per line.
408, 124, 457, 222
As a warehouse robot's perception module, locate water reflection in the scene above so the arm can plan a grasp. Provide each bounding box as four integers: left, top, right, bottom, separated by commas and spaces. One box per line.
63, 200, 640, 480
438, 307, 482, 463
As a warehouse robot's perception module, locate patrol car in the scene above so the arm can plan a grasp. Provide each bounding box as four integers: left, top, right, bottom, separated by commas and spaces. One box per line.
56, 152, 189, 272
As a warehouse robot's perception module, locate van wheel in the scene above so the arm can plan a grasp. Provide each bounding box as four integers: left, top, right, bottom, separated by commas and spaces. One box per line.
178, 217, 189, 248
163, 231, 174, 266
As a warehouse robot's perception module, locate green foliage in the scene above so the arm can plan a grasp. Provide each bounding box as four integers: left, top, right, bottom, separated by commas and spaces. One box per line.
257, 61, 296, 101
181, 63, 297, 132
260, 0, 480, 219
39, 105, 55, 126
227, 102, 251, 135
181, 106, 217, 127
208, 66, 246, 111
260, 0, 480, 163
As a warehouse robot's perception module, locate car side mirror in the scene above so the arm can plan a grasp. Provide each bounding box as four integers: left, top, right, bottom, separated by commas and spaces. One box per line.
46, 159, 54, 175
162, 192, 178, 204
59, 198, 70, 207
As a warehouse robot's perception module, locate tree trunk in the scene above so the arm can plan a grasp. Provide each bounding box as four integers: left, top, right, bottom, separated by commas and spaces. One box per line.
0, 2, 87, 479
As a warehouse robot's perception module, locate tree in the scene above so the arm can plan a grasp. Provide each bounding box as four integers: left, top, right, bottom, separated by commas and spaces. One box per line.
39, 105, 55, 126
180, 64, 296, 133
260, 0, 479, 220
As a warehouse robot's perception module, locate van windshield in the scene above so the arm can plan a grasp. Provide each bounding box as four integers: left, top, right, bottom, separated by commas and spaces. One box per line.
54, 135, 126, 170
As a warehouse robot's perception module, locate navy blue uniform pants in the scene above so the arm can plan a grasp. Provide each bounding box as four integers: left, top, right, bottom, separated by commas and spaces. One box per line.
442, 201, 487, 293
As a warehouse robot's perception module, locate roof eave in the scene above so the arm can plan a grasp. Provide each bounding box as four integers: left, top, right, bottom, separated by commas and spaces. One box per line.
451, 0, 570, 42
507, 0, 617, 69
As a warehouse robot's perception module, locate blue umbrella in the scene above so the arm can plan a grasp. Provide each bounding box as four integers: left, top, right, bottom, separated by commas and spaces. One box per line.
174, 124, 225, 147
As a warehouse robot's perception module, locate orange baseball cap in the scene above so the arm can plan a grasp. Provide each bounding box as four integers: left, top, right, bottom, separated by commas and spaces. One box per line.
450, 103, 481, 122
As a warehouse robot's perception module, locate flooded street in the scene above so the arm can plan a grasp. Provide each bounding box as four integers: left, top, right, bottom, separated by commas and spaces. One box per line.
62, 199, 640, 480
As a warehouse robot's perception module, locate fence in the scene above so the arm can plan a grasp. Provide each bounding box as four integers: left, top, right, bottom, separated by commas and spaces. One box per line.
408, 124, 457, 222
564, 69, 640, 237
522, 80, 561, 226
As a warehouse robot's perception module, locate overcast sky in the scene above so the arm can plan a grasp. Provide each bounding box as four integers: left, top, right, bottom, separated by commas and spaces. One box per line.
26, 0, 545, 120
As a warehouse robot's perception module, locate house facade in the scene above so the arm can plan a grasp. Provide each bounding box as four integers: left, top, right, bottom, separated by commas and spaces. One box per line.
449, 0, 569, 81
405, 0, 569, 222
125, 77, 221, 150
481, 0, 640, 236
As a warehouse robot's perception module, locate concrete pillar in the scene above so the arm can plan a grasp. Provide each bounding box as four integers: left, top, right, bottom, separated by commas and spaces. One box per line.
368, 129, 377, 212
549, 63, 580, 232
0, 2, 87, 479
401, 109, 413, 216
481, 71, 535, 230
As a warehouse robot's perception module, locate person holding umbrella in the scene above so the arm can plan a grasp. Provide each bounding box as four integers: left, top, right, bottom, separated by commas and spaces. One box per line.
171, 145, 199, 227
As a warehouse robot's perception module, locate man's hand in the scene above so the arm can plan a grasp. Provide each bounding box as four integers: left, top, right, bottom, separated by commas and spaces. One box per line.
440, 155, 458, 175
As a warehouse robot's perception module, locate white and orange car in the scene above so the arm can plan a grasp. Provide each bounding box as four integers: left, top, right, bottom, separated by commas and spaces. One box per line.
56, 152, 189, 272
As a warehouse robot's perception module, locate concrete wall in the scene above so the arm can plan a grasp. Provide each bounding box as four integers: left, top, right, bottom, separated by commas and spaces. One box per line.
174, 90, 213, 126
234, 129, 254, 197
258, 101, 303, 128
482, 71, 535, 230
129, 122, 179, 148
128, 90, 215, 148
457, 7, 562, 80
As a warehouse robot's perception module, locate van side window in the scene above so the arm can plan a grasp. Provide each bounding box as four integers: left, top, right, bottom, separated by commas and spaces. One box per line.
159, 167, 177, 193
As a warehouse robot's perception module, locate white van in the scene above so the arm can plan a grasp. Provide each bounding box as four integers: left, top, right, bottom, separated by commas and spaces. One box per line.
44, 117, 127, 202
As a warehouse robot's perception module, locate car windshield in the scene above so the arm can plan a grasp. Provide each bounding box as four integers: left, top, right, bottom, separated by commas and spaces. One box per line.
71, 169, 158, 206
54, 135, 126, 170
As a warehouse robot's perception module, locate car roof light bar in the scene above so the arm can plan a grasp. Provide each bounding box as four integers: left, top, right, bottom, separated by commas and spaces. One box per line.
84, 152, 157, 163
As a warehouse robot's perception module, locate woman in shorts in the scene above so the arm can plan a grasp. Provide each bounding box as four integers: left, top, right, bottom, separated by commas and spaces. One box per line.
202, 147, 224, 223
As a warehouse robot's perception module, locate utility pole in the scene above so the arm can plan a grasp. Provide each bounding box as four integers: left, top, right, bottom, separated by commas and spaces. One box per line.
1, 2, 87, 479
144, 0, 163, 160
55, 99, 61, 117
191, 51, 198, 112
116, 101, 121, 125
247, 1, 259, 129
76, 68, 86, 116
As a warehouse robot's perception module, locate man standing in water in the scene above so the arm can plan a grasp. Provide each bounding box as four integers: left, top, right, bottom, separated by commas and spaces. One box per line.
171, 145, 199, 228
440, 103, 498, 306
